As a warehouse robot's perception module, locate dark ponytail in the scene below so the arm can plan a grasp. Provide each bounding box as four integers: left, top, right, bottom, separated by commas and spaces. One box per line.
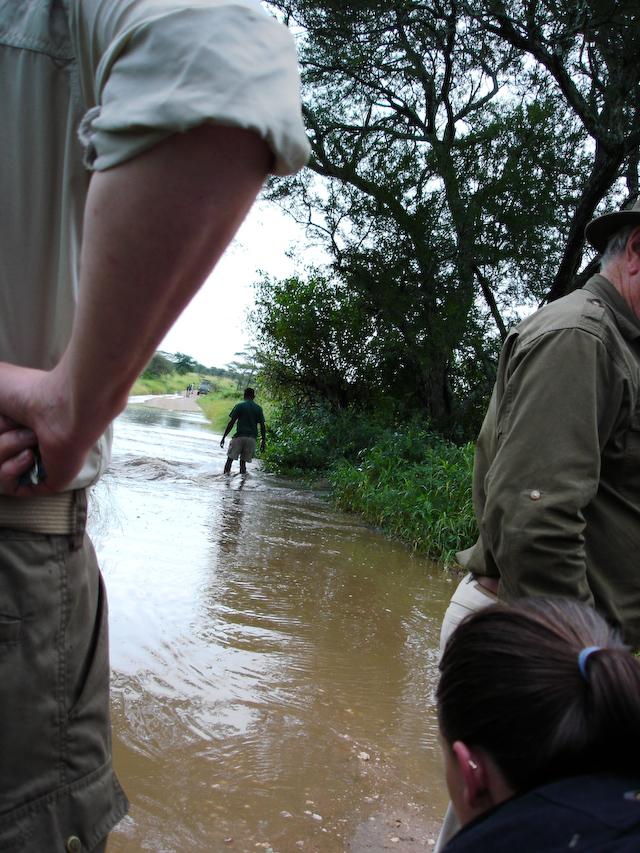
437, 597, 640, 793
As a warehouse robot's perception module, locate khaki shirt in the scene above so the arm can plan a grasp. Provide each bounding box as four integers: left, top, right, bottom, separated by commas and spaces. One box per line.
0, 0, 309, 489
462, 275, 640, 645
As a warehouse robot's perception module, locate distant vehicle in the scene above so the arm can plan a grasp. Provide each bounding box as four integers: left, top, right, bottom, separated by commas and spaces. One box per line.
197, 381, 211, 395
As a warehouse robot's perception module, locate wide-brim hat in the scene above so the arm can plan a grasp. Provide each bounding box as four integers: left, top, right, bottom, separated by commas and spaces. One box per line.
585, 196, 640, 253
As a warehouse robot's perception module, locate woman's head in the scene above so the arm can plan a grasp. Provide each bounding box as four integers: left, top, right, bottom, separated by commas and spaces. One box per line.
437, 598, 640, 825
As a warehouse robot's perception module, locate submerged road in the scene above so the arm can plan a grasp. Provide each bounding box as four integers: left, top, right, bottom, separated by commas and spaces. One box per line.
89, 398, 453, 852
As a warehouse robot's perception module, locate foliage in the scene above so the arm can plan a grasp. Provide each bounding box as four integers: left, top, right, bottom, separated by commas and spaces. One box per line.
261, 0, 639, 434
132, 368, 238, 398
260, 404, 475, 564
142, 352, 174, 378
465, 0, 640, 299
225, 348, 261, 391
329, 428, 477, 565
253, 272, 384, 411
131, 370, 205, 396
172, 352, 211, 375
260, 401, 387, 475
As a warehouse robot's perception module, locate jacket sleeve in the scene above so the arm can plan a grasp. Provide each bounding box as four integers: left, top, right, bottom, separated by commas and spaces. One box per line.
482, 326, 622, 603
70, 0, 310, 175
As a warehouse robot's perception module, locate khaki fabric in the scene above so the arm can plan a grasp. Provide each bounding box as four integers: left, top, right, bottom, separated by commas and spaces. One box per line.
0, 525, 127, 849
0, 0, 309, 490
462, 275, 640, 646
228, 435, 257, 462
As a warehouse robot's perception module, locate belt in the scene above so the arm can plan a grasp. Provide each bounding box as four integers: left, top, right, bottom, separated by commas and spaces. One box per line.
0, 490, 87, 540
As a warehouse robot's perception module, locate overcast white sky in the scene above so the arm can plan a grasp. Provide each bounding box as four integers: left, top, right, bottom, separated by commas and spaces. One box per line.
159, 199, 311, 369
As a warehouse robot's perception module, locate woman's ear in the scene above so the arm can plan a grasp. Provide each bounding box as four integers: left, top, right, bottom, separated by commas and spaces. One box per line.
451, 740, 489, 809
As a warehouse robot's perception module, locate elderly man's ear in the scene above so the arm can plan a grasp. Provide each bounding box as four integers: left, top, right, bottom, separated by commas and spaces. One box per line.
627, 227, 640, 273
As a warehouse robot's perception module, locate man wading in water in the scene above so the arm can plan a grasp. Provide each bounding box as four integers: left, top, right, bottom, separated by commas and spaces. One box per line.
220, 388, 266, 475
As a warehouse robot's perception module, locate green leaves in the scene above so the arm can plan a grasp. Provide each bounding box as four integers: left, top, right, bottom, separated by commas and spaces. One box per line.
264, 0, 639, 432
330, 427, 476, 565
260, 403, 476, 565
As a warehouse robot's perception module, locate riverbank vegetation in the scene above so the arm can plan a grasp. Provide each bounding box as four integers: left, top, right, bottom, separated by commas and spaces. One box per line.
134, 4, 639, 564
132, 350, 258, 398
262, 405, 475, 565
132, 350, 271, 433
249, 1, 638, 563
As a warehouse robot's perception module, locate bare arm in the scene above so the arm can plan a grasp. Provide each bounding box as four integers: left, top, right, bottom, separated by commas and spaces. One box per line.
220, 416, 237, 446
0, 124, 271, 494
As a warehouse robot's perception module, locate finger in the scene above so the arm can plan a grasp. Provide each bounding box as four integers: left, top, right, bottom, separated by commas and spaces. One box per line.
0, 428, 37, 463
0, 448, 35, 494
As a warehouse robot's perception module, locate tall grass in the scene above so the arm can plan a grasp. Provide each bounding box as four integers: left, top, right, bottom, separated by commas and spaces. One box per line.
329, 428, 476, 566
261, 405, 476, 565
196, 395, 236, 433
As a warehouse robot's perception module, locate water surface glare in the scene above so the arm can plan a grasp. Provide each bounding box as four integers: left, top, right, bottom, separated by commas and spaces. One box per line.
90, 403, 453, 851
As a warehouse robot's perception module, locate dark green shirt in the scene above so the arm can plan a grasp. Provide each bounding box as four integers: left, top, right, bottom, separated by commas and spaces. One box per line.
229, 399, 265, 439
461, 275, 640, 646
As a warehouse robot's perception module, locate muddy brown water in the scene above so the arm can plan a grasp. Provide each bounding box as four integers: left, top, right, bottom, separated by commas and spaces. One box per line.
89, 402, 453, 852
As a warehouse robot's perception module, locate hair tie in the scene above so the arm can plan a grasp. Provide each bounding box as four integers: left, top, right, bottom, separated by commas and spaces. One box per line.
578, 646, 601, 681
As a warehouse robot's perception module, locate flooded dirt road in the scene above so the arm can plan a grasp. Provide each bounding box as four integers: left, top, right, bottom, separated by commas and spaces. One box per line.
89, 401, 454, 852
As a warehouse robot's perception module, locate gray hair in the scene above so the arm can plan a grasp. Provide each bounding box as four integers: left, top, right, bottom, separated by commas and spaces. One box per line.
600, 224, 636, 267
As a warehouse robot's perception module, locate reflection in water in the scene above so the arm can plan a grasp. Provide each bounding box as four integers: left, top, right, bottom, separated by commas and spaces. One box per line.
89, 404, 453, 851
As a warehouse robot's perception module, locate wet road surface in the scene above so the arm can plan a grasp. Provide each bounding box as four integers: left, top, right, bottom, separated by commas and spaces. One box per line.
89, 402, 453, 851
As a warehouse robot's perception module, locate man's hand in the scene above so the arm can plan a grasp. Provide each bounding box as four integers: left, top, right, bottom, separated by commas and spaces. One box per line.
220, 438, 225, 448
0, 362, 105, 495
0, 414, 39, 494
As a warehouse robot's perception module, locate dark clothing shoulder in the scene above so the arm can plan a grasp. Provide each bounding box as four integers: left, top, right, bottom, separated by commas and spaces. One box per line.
230, 399, 265, 438
444, 774, 640, 852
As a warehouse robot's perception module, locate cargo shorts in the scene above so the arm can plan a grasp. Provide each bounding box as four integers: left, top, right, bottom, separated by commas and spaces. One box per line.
227, 435, 257, 462
0, 492, 128, 851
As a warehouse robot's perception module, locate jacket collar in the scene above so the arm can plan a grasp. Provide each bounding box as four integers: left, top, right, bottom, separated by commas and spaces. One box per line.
583, 274, 640, 341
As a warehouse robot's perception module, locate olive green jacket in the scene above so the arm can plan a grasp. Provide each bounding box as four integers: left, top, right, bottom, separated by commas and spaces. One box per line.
460, 275, 640, 646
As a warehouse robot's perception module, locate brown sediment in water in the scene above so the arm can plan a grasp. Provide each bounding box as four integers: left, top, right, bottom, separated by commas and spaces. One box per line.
96, 403, 450, 851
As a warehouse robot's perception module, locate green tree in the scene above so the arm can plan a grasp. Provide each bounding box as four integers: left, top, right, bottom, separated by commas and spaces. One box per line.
466, 0, 640, 300
253, 272, 383, 409
173, 352, 203, 374
265, 0, 613, 431
142, 351, 174, 378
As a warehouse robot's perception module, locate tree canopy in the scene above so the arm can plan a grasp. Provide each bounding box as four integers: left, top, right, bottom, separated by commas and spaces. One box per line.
256, 0, 639, 436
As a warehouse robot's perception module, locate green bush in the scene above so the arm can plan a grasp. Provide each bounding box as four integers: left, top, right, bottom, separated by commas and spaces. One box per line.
261, 403, 386, 476
261, 405, 476, 565
329, 428, 476, 565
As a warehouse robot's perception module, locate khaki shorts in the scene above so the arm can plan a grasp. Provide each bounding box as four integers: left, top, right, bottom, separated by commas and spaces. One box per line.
439, 571, 499, 659
0, 500, 127, 850
227, 435, 256, 462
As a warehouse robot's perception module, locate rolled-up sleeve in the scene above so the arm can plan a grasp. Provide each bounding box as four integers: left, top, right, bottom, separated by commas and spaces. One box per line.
76, 1, 310, 175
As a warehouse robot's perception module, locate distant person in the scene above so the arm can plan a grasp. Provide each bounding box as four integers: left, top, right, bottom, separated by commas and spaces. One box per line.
220, 388, 266, 474
438, 597, 640, 852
